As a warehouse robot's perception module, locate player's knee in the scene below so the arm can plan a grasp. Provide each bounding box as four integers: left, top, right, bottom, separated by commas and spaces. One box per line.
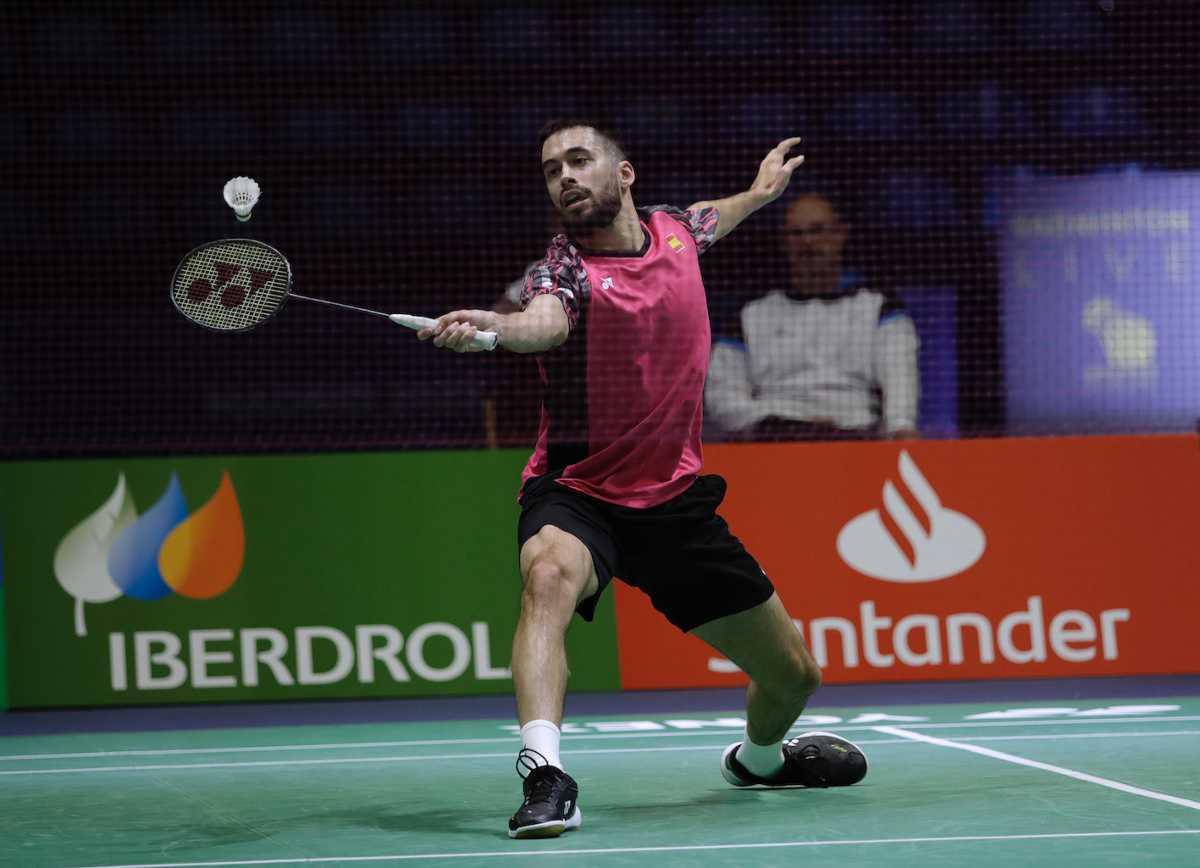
754, 644, 820, 706
785, 648, 822, 703
521, 556, 579, 613
798, 656, 822, 697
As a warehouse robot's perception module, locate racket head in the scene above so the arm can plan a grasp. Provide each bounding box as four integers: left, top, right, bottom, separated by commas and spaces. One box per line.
170, 238, 293, 332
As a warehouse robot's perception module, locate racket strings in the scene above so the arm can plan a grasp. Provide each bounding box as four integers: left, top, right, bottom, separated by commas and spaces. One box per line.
172, 241, 289, 331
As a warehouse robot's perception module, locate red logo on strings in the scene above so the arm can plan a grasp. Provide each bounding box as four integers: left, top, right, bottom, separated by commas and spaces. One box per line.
186, 263, 274, 308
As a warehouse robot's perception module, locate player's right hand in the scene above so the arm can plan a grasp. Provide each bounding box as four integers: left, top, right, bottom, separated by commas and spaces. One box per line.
420, 309, 500, 352
748, 137, 805, 206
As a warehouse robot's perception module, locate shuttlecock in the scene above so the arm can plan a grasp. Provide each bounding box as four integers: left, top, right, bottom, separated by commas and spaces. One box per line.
223, 176, 261, 221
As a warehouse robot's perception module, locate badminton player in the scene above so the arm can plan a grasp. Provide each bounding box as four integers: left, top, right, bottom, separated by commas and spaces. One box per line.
419, 120, 868, 838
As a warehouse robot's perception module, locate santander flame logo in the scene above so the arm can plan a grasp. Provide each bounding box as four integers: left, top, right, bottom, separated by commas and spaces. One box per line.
836, 451, 985, 583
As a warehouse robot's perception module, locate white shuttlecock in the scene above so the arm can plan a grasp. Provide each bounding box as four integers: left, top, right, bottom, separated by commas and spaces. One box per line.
223, 176, 261, 221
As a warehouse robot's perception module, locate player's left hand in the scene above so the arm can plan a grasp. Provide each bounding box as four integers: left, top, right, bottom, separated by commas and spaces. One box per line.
748, 137, 805, 206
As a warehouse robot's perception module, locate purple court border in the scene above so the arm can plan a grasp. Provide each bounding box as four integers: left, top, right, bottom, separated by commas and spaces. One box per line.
2, 675, 1198, 737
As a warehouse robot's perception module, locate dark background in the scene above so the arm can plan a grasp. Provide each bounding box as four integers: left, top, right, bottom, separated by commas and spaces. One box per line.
3, 0, 1196, 456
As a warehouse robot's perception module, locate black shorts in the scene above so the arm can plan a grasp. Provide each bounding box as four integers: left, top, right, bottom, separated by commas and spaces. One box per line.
517, 473, 775, 632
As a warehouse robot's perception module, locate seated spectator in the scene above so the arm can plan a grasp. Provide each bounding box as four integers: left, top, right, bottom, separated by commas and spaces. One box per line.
706, 192, 920, 440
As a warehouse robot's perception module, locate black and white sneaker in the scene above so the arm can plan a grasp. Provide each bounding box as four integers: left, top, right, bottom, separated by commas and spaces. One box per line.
721, 731, 868, 788
507, 750, 582, 839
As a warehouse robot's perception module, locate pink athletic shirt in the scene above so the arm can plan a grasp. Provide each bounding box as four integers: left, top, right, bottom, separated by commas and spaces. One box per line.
519, 205, 720, 508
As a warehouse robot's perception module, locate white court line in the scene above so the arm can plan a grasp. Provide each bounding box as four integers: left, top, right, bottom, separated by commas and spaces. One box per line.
4, 713, 1199, 762
1, 743, 887, 777
72, 829, 1200, 868
876, 726, 1200, 812
959, 729, 1200, 744
0, 737, 523, 762
6, 730, 1200, 778
915, 713, 1197, 730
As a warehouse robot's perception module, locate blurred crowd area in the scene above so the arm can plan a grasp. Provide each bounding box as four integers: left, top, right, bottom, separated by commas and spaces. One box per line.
3, 1, 1197, 456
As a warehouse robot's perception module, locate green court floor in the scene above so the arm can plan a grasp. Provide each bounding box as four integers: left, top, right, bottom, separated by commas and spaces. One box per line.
3, 697, 1199, 867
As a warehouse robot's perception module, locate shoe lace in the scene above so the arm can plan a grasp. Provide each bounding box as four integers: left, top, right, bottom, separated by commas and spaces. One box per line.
515, 749, 564, 808
524, 771, 561, 804
515, 747, 550, 781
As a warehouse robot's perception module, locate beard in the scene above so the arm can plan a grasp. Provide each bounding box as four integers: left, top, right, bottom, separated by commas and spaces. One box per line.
559, 178, 623, 231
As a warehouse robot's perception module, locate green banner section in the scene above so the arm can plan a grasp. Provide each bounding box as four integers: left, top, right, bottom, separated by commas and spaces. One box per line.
1, 528, 7, 710
0, 450, 620, 708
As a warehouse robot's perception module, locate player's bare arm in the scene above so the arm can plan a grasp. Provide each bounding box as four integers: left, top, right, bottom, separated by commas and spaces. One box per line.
689, 137, 805, 242
420, 293, 569, 354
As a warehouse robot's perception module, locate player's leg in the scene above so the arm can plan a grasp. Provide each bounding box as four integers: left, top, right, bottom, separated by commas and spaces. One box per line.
691, 591, 820, 745
693, 592, 867, 788
509, 478, 620, 840
507, 524, 597, 839
615, 474, 866, 788
513, 524, 599, 730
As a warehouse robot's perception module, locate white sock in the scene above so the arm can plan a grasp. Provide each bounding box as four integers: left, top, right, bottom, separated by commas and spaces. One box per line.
736, 735, 784, 778
520, 719, 563, 770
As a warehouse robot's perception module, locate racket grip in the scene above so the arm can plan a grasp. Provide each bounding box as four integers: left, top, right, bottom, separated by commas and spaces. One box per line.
389, 314, 499, 351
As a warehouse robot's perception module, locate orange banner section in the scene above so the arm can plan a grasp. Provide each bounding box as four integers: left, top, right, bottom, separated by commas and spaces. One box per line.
615, 435, 1200, 688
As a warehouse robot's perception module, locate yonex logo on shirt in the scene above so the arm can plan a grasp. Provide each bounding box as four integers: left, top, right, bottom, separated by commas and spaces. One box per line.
601, 276, 614, 290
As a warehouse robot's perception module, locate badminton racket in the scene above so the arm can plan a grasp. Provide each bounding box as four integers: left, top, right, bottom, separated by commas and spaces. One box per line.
169, 238, 499, 351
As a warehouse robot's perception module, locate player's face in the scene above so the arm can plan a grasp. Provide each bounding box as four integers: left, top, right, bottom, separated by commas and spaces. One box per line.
541, 127, 624, 231
783, 196, 848, 292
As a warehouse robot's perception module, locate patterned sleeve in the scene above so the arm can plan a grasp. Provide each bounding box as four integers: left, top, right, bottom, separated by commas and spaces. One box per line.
519, 236, 585, 329
642, 204, 719, 255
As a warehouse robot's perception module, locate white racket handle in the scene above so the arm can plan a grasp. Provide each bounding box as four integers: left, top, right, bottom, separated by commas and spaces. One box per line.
389, 314, 499, 351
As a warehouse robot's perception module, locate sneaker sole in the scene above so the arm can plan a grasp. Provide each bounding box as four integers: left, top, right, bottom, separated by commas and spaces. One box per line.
720, 742, 758, 787
508, 806, 582, 839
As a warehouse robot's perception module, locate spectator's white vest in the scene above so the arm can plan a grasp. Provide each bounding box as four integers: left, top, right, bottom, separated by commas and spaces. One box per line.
706, 288, 920, 434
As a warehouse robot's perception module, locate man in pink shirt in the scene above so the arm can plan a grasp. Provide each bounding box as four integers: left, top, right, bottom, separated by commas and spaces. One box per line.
420, 120, 867, 838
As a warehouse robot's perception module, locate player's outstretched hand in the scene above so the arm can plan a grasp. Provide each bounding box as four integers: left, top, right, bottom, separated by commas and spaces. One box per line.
418, 309, 501, 352
748, 137, 805, 206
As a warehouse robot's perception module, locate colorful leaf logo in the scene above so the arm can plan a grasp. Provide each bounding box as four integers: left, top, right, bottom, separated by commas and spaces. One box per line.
160, 473, 244, 599
53, 474, 138, 637
52, 472, 244, 636
108, 474, 189, 601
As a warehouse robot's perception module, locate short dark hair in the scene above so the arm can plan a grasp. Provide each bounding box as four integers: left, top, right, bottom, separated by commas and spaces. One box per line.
538, 118, 627, 162
785, 186, 850, 224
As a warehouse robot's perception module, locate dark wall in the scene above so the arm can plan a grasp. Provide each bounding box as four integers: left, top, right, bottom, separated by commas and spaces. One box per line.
4, 0, 1196, 456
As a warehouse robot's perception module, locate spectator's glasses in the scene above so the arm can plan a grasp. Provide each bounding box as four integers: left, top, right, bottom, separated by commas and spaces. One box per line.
784, 224, 837, 239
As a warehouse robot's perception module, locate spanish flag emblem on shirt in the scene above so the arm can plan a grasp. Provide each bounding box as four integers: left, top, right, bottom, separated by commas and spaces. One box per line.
666, 233, 686, 252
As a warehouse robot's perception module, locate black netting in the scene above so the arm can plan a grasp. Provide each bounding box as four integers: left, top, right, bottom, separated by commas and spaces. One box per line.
4, 0, 1198, 457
